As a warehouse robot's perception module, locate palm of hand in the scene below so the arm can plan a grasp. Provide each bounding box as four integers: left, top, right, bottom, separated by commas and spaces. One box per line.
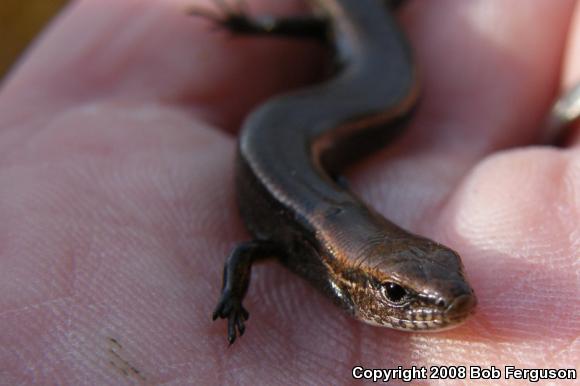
0, 0, 578, 384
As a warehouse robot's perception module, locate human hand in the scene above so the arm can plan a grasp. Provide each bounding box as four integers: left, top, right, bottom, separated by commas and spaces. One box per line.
1, 0, 577, 384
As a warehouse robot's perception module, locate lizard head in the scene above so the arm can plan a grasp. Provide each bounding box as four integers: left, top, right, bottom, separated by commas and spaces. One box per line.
326, 236, 477, 331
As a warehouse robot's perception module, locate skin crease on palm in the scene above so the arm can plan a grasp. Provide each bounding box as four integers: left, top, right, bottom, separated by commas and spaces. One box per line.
0, 0, 578, 384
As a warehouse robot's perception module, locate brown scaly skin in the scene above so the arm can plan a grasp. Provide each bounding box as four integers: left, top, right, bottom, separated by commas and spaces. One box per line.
194, 0, 476, 344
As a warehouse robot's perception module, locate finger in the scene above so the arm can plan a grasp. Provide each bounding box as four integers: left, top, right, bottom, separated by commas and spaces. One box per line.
399, 0, 575, 151
555, 1, 580, 146
0, 0, 325, 132
353, 0, 576, 231
436, 147, 579, 367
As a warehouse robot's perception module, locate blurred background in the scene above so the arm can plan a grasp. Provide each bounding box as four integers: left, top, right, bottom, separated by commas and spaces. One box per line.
0, 0, 69, 80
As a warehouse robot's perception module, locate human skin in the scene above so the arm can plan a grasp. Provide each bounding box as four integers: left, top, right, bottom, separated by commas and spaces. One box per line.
0, 0, 578, 384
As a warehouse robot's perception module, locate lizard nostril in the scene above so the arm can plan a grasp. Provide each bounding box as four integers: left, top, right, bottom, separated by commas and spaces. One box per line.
445, 294, 477, 318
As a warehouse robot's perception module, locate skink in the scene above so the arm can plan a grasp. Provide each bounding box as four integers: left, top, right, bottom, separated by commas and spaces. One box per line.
193, 0, 477, 344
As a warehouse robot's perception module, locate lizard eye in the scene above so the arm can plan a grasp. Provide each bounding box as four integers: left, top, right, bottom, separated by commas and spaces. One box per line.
381, 282, 408, 304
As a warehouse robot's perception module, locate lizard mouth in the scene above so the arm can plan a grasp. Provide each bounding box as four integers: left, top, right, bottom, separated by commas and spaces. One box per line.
360, 293, 477, 331
444, 294, 477, 320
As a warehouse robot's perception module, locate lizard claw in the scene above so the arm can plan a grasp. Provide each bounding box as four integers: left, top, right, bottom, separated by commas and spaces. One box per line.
187, 0, 243, 24
212, 291, 249, 344
188, 0, 264, 34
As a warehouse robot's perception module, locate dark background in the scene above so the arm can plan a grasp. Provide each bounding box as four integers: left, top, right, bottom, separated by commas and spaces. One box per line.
0, 0, 68, 79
